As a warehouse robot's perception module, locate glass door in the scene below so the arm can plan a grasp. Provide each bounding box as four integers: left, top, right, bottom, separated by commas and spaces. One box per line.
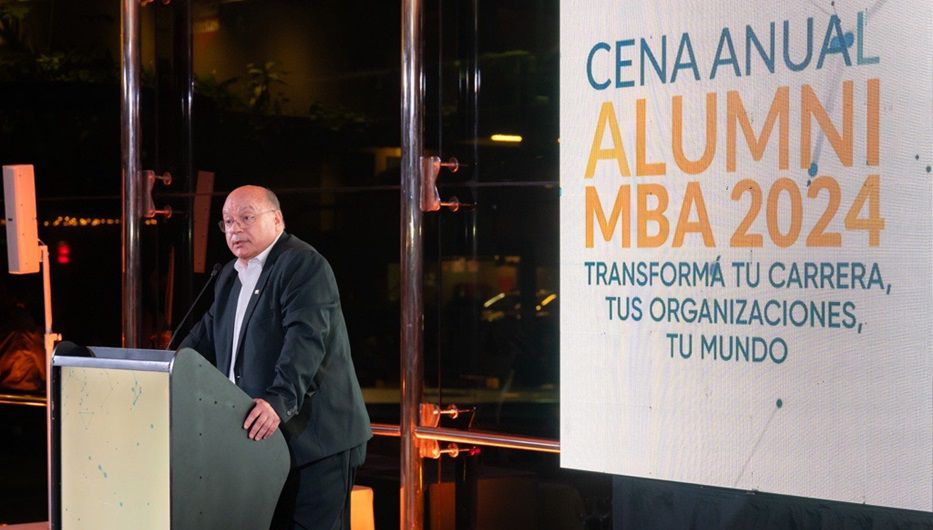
414, 2, 613, 529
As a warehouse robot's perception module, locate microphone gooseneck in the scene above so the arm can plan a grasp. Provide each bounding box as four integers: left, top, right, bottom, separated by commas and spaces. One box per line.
167, 263, 222, 350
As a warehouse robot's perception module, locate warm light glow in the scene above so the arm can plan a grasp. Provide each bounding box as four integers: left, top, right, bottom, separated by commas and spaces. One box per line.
193, 18, 220, 34
45, 216, 124, 228
483, 292, 506, 308
540, 293, 557, 307
490, 134, 523, 143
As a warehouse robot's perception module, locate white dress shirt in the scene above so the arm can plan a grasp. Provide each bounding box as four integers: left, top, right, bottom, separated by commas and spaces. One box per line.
229, 232, 282, 382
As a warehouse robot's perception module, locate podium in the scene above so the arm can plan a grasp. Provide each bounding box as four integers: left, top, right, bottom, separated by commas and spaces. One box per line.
50, 343, 290, 529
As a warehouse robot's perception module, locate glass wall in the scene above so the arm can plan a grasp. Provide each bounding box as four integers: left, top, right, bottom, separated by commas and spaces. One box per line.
420, 0, 560, 436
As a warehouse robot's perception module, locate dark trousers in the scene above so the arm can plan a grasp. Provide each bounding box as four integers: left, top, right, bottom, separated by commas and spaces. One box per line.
270, 443, 366, 530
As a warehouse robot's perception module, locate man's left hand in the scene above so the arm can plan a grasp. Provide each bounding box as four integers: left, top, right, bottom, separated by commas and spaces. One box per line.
244, 398, 280, 440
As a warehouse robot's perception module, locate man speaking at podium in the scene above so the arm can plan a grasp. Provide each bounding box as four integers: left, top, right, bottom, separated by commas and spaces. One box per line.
179, 185, 372, 529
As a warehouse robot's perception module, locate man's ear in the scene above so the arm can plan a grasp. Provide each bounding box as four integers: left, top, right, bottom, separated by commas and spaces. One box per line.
274, 210, 285, 229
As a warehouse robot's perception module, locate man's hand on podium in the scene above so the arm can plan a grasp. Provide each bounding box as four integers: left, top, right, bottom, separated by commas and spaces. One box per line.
244, 398, 281, 440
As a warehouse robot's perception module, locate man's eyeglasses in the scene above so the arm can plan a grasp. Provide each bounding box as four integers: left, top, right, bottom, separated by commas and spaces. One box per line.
218, 210, 276, 233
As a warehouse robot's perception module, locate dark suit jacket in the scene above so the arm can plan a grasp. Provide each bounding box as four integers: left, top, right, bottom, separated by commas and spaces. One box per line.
180, 232, 371, 466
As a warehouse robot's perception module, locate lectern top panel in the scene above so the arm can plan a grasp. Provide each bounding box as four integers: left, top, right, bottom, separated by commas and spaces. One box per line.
88, 347, 175, 363
52, 347, 175, 373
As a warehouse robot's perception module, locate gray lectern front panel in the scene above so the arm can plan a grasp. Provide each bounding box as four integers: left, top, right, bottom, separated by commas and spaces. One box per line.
170, 348, 290, 529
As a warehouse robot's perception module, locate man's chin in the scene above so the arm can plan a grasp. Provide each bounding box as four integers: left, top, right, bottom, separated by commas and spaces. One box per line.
230, 246, 254, 259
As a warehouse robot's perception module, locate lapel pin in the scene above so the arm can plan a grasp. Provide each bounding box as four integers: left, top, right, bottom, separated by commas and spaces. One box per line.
254, 289, 260, 295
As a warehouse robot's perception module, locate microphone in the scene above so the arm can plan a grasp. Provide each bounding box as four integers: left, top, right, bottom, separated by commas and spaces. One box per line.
167, 263, 222, 350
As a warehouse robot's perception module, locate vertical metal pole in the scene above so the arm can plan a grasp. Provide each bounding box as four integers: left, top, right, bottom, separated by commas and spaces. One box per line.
174, 0, 195, 320
40, 245, 56, 357
41, 244, 52, 525
121, 0, 141, 347
467, 0, 481, 373
400, 0, 424, 528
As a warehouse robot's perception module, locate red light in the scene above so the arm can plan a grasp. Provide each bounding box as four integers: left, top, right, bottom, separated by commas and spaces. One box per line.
56, 241, 71, 265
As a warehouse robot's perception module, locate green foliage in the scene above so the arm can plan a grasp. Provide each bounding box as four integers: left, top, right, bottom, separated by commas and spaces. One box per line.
307, 100, 368, 134
0, 2, 116, 83
194, 72, 242, 112
245, 60, 288, 115
0, 3, 31, 52
33, 51, 116, 82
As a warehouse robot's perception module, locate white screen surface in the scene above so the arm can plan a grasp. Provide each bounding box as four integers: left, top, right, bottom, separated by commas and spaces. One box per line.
559, 0, 932, 512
